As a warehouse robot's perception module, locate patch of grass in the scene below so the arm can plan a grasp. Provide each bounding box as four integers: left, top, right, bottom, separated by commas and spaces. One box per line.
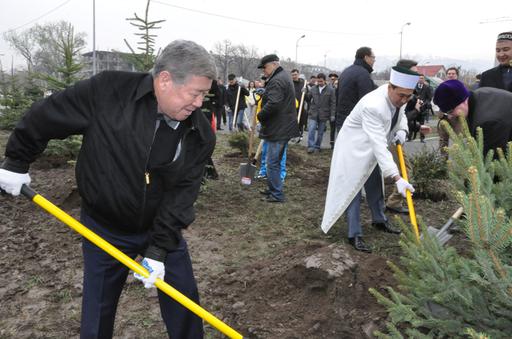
26, 275, 45, 289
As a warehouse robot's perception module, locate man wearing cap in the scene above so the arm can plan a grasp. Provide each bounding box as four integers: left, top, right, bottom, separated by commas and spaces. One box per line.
257, 54, 300, 203
434, 79, 512, 156
480, 32, 512, 92
321, 67, 420, 253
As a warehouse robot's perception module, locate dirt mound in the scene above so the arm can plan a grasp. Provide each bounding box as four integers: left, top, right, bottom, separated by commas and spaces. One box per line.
211, 241, 393, 338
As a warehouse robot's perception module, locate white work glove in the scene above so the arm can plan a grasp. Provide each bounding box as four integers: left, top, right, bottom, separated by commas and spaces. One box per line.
392, 130, 407, 145
134, 258, 165, 289
395, 177, 415, 197
0, 169, 31, 196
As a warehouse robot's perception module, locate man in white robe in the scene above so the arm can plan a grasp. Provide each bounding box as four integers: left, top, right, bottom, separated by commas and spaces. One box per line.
321, 67, 419, 252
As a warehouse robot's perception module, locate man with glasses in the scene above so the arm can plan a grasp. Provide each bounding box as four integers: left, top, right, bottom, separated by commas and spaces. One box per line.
335, 47, 377, 132
434, 79, 512, 156
321, 67, 423, 253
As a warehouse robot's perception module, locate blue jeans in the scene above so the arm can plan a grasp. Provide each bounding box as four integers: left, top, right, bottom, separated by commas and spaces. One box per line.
235, 109, 245, 131
266, 140, 288, 201
227, 111, 234, 131
259, 141, 287, 180
307, 118, 326, 150
80, 211, 203, 339
346, 165, 387, 238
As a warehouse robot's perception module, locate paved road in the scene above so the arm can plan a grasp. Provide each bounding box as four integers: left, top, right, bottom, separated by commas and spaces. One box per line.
216, 117, 440, 156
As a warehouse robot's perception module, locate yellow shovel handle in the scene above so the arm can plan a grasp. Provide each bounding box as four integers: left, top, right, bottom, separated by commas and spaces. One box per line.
21, 185, 243, 339
395, 143, 420, 242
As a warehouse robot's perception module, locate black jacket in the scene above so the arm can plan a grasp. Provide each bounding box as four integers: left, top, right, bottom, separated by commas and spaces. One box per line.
257, 66, 300, 141
226, 83, 249, 112
480, 65, 512, 92
467, 87, 512, 155
3, 71, 215, 260
335, 58, 376, 127
308, 85, 336, 122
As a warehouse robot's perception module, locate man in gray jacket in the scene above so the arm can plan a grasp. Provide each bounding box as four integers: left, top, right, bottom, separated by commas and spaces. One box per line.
307, 73, 336, 153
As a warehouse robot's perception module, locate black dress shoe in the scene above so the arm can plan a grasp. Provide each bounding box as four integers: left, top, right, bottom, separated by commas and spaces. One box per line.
373, 221, 401, 234
386, 205, 409, 214
348, 236, 372, 253
259, 189, 271, 195
261, 195, 284, 203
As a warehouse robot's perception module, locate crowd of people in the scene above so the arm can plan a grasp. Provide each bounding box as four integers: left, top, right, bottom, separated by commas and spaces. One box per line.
0, 30, 511, 338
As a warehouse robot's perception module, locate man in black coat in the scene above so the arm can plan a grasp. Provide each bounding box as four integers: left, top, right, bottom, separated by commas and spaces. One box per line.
480, 31, 512, 92
226, 73, 250, 131
257, 54, 300, 203
335, 46, 377, 131
434, 79, 512, 156
0, 40, 217, 339
291, 69, 308, 141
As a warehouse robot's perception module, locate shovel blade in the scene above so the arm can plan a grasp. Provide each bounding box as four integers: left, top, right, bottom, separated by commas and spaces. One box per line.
239, 162, 257, 185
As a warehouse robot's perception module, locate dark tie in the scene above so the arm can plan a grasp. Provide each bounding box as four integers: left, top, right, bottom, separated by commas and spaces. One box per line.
390, 107, 400, 132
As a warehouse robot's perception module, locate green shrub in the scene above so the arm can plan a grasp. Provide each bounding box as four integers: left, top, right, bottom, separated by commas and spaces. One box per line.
227, 132, 250, 157
44, 135, 82, 160
410, 147, 447, 200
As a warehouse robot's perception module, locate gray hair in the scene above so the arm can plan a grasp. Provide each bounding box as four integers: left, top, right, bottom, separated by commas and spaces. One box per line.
153, 40, 217, 84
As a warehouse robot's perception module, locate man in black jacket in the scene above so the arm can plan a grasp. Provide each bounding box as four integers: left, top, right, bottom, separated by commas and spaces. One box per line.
434, 79, 512, 156
257, 54, 300, 202
0, 40, 217, 339
335, 46, 377, 131
291, 69, 308, 141
226, 73, 249, 131
480, 31, 512, 92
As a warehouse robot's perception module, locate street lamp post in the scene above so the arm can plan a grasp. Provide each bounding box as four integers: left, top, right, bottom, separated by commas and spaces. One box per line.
295, 34, 305, 65
399, 22, 411, 59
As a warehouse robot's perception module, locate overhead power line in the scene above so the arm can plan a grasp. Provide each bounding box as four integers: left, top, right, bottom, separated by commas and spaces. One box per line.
153, 0, 394, 37
2, 0, 73, 34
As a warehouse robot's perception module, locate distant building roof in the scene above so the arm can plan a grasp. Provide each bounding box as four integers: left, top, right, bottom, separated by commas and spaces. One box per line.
416, 65, 445, 77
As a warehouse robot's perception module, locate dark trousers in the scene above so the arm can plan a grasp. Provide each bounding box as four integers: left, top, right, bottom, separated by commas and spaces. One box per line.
80, 211, 203, 339
329, 120, 336, 148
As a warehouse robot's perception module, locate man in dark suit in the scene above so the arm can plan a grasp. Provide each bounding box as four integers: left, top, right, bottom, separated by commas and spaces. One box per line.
480, 31, 512, 92
434, 79, 512, 156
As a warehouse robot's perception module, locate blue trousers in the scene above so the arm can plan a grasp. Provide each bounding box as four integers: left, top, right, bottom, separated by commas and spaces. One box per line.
235, 109, 245, 130
307, 118, 326, 150
259, 141, 287, 180
266, 140, 288, 201
80, 211, 203, 339
346, 165, 387, 238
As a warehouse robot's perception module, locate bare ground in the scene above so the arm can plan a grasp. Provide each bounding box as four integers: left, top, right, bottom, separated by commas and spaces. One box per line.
0, 131, 460, 338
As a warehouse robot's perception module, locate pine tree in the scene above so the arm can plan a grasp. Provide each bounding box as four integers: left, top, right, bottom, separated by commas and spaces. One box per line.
123, 0, 165, 72
370, 119, 512, 338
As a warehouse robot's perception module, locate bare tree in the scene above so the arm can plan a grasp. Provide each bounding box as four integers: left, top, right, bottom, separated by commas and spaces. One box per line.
30, 21, 86, 78
3, 29, 37, 73
232, 44, 259, 80
212, 40, 236, 82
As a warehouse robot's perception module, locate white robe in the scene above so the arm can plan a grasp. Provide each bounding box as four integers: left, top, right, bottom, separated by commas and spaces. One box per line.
321, 84, 408, 233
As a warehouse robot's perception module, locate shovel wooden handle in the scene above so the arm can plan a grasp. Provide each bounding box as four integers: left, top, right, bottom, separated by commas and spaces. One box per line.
396, 143, 420, 242
20, 185, 243, 339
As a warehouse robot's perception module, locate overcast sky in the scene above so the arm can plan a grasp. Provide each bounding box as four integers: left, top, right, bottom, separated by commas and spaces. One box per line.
1, 0, 510, 72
